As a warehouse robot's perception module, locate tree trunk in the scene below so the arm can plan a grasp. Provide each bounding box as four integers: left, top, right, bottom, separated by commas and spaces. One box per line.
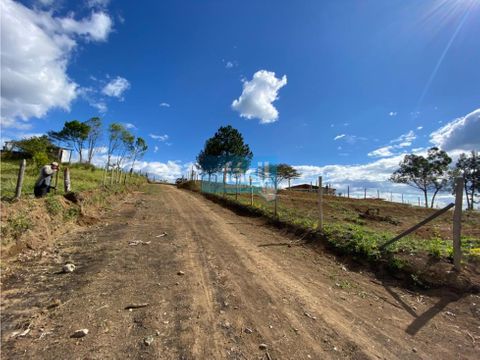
223, 165, 227, 195
430, 188, 440, 208
424, 190, 429, 208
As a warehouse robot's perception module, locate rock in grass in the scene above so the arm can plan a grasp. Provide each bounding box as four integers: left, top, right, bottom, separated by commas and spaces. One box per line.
144, 335, 154, 346
177, 271, 185, 276
71, 329, 88, 338
62, 263, 76, 273
259, 343, 268, 350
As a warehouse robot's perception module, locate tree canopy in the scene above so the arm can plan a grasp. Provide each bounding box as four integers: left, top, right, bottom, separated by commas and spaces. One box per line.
48, 120, 91, 163
390, 147, 451, 208
197, 125, 253, 181
454, 151, 479, 210
258, 163, 301, 189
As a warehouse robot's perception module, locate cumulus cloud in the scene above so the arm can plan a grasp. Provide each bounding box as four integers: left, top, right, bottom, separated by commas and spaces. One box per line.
149, 133, 169, 142
159, 102, 170, 108
154, 146, 159, 153
368, 130, 416, 158
0, 0, 113, 129
232, 70, 287, 124
368, 146, 395, 158
430, 109, 480, 151
388, 111, 397, 116
102, 76, 130, 99
123, 122, 137, 130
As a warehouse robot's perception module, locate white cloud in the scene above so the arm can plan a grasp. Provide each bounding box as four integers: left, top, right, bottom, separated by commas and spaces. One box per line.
123, 123, 137, 130
391, 130, 416, 145
368, 146, 395, 158
388, 111, 397, 116
368, 130, 416, 158
149, 133, 169, 142
102, 76, 130, 99
0, 0, 113, 129
417, 126, 423, 130
333, 134, 366, 145
225, 61, 234, 69
430, 109, 480, 151
232, 70, 287, 124
154, 146, 159, 153
87, 0, 110, 8
59, 12, 112, 42
159, 102, 170, 108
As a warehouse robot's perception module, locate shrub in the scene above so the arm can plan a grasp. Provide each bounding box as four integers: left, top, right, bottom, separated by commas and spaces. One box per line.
64, 207, 80, 221
45, 196, 63, 216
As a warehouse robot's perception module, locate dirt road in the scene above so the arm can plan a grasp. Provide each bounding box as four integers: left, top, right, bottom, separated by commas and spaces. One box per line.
1, 185, 479, 359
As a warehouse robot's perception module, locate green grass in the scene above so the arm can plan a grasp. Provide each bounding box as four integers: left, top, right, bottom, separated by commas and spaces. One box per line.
1, 158, 145, 200
202, 187, 480, 262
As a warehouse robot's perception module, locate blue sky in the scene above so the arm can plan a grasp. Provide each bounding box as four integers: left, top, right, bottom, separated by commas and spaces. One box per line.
1, 0, 479, 201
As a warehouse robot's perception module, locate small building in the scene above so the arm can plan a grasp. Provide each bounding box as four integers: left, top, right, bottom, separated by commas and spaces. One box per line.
285, 183, 336, 195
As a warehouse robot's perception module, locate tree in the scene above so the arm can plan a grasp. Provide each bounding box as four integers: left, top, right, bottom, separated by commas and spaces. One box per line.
129, 137, 148, 174
258, 163, 300, 190
48, 120, 90, 163
114, 128, 135, 170
12, 135, 56, 168
84, 117, 102, 164
454, 151, 479, 210
106, 123, 126, 170
197, 125, 253, 189
390, 147, 452, 208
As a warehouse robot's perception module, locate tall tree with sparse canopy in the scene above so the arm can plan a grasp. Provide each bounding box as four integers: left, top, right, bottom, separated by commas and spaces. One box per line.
258, 163, 301, 190
197, 125, 253, 189
48, 120, 91, 163
390, 147, 452, 208
454, 151, 479, 210
129, 137, 148, 174
106, 123, 126, 170
84, 117, 102, 164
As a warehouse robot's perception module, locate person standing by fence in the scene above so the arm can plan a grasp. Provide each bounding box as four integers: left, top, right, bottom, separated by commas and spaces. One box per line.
34, 162, 59, 198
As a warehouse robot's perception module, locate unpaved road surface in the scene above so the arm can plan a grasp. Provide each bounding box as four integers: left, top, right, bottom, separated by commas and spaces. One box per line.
2, 185, 479, 359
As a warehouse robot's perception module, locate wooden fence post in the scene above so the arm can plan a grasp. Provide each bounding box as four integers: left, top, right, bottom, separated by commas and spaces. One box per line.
63, 168, 71, 192
14, 159, 26, 199
347, 185, 350, 198
318, 176, 323, 230
364, 188, 367, 199
377, 189, 380, 199
249, 176, 253, 206
453, 177, 464, 271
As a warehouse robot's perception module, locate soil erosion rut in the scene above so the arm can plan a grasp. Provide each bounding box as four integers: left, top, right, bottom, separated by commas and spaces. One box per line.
1, 185, 479, 359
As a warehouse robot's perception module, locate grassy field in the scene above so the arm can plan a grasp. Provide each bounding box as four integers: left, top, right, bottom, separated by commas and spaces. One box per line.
1, 158, 142, 199
183, 181, 480, 262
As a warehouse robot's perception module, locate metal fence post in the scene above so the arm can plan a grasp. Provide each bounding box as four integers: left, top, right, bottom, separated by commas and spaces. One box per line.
453, 177, 464, 271
14, 159, 26, 199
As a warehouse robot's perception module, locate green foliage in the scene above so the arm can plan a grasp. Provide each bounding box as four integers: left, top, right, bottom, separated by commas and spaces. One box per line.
197, 125, 253, 177
455, 151, 479, 210
64, 207, 80, 221
32, 152, 51, 170
258, 163, 301, 189
49, 120, 91, 163
390, 147, 452, 208
45, 196, 63, 216
6, 213, 32, 240
11, 136, 56, 164
84, 117, 103, 164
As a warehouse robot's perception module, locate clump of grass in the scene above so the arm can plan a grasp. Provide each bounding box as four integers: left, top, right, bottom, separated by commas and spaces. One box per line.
64, 207, 80, 221
45, 196, 63, 216
4, 212, 32, 240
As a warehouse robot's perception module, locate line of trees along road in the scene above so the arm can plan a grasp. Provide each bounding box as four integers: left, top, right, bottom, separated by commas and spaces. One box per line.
196, 126, 478, 210
391, 147, 479, 209
11, 118, 148, 174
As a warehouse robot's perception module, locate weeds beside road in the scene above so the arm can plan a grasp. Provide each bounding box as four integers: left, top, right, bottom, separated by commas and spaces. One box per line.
179, 180, 480, 291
